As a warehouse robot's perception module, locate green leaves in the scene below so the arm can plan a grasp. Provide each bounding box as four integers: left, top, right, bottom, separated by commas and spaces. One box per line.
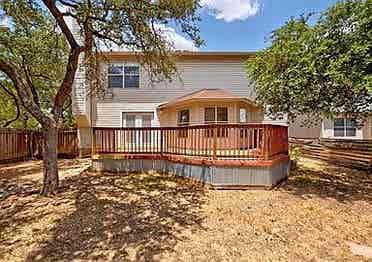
0, 0, 71, 128
246, 0, 372, 123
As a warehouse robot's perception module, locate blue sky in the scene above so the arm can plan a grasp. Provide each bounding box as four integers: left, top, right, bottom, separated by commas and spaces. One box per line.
192, 0, 339, 51
0, 0, 340, 52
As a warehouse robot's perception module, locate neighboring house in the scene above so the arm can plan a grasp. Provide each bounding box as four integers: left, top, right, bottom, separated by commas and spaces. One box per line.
289, 116, 372, 140
73, 51, 278, 154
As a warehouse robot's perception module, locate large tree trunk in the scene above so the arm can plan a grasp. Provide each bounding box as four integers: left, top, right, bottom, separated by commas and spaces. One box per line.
40, 123, 59, 196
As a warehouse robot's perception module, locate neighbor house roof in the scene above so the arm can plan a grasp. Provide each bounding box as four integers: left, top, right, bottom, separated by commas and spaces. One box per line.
98, 51, 256, 61
158, 89, 258, 109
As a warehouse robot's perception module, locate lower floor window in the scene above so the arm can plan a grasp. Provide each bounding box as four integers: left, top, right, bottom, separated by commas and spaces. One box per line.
123, 112, 153, 127
204, 107, 228, 137
177, 109, 190, 137
204, 107, 228, 124
334, 118, 356, 137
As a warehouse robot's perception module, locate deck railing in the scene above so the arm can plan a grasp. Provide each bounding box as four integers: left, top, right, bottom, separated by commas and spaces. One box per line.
93, 124, 288, 160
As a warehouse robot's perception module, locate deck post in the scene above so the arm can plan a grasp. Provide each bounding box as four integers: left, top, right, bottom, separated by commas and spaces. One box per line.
160, 129, 163, 156
213, 124, 217, 159
264, 125, 269, 160
92, 128, 96, 156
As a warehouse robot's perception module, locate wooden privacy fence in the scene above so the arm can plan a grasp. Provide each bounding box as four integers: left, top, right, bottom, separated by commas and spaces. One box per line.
0, 128, 78, 163
0, 129, 29, 162
93, 124, 289, 160
290, 138, 372, 170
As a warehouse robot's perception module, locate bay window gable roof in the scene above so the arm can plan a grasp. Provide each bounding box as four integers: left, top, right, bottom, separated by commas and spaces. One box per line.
158, 89, 258, 109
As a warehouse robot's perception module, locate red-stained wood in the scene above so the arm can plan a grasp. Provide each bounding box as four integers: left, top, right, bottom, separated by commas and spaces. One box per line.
93, 124, 289, 161
92, 152, 289, 168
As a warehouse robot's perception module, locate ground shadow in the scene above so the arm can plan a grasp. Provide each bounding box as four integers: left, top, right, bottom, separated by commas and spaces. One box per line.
0, 159, 89, 199
281, 158, 372, 203
26, 171, 207, 261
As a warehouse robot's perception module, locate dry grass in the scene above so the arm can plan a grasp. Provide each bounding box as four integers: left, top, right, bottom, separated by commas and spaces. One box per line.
0, 158, 371, 261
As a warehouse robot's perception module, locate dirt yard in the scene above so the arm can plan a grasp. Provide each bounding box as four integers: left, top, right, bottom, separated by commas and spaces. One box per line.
0, 158, 371, 261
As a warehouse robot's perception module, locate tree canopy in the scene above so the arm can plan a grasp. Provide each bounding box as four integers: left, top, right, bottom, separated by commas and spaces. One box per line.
0, 0, 202, 195
246, 0, 372, 123
0, 2, 73, 128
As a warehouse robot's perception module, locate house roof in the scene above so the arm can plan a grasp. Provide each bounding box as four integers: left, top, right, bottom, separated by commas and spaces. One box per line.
157, 89, 258, 109
98, 51, 256, 61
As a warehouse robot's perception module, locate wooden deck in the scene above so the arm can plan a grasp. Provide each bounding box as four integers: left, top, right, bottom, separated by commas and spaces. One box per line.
93, 124, 289, 165
92, 124, 290, 187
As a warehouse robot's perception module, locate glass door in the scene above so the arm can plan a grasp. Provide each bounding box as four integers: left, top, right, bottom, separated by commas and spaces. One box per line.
122, 112, 154, 152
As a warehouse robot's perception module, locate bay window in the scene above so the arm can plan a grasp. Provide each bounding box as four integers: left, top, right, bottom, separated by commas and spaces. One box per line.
177, 109, 190, 137
204, 107, 228, 137
204, 107, 228, 124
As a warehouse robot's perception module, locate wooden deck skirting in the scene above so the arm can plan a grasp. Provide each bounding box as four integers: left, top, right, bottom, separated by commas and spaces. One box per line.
93, 124, 289, 168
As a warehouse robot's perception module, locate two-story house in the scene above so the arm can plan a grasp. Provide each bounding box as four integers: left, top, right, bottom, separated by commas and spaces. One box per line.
72, 50, 290, 188
73, 51, 270, 155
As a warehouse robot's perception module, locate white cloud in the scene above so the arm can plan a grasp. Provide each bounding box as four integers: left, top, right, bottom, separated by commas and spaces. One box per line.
155, 24, 198, 51
0, 14, 10, 27
62, 10, 197, 51
201, 0, 260, 22
97, 24, 198, 52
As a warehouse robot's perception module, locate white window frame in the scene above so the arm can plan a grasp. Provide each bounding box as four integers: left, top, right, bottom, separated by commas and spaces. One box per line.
108, 63, 140, 89
333, 118, 357, 138
239, 108, 247, 123
122, 112, 154, 127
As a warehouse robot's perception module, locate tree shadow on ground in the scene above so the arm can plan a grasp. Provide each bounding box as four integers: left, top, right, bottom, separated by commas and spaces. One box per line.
26, 171, 207, 261
0, 159, 89, 199
281, 158, 372, 203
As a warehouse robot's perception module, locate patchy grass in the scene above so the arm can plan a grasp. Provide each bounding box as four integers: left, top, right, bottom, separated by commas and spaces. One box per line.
0, 158, 371, 261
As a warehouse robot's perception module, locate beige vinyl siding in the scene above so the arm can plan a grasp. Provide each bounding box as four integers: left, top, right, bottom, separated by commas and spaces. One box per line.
72, 54, 87, 115
362, 116, 372, 139
71, 17, 87, 116
94, 102, 161, 127
100, 60, 256, 104
92, 59, 258, 127
288, 115, 322, 139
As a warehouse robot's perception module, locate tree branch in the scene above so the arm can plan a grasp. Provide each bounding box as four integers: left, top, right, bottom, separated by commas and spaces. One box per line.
42, 0, 80, 49
0, 59, 50, 126
0, 82, 21, 127
42, 0, 83, 122
57, 0, 79, 9
21, 55, 40, 107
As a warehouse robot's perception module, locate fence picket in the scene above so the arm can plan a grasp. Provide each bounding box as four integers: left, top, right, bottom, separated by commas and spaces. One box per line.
0, 128, 78, 163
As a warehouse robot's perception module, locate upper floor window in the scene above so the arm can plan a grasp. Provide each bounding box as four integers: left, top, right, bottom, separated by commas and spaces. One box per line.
334, 118, 356, 137
108, 64, 139, 88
